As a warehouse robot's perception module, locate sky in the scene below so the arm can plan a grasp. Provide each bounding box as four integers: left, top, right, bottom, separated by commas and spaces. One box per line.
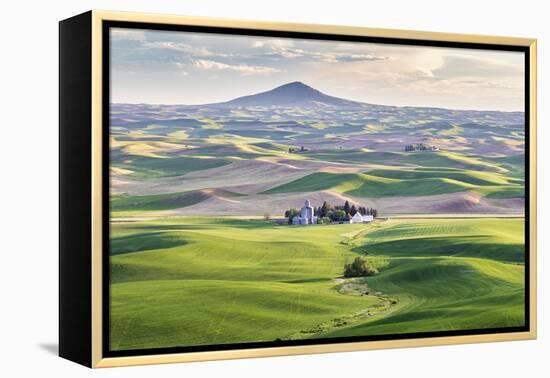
110, 27, 525, 111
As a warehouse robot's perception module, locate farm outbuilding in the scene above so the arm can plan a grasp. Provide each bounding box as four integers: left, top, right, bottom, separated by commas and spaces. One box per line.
351, 213, 374, 224
292, 200, 318, 225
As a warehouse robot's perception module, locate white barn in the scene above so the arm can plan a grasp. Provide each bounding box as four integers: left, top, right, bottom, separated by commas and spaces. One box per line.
350, 213, 374, 224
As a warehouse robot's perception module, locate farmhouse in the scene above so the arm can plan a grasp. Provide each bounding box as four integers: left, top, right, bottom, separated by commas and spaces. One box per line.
351, 212, 374, 224
292, 200, 318, 225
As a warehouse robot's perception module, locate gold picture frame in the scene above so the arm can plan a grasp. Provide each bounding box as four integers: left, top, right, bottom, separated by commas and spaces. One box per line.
59, 10, 537, 368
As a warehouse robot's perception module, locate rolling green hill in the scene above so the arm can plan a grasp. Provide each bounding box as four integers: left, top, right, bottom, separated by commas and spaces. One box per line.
263, 168, 524, 199
111, 189, 245, 212
262, 172, 475, 197
366, 168, 517, 186
112, 155, 231, 178
304, 150, 506, 172
109, 217, 525, 350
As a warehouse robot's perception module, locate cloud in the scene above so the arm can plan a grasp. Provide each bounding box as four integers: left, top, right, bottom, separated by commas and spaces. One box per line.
259, 47, 390, 63
454, 79, 518, 89
174, 62, 189, 76
251, 40, 390, 63
141, 41, 223, 57
192, 59, 281, 75
333, 53, 390, 62
431, 53, 524, 79
251, 39, 294, 49
110, 28, 145, 41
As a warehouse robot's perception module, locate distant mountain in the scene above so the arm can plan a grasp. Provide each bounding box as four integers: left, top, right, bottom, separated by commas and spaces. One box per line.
206, 81, 367, 109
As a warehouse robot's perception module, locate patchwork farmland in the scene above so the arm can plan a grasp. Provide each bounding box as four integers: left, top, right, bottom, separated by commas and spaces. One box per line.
109, 82, 525, 350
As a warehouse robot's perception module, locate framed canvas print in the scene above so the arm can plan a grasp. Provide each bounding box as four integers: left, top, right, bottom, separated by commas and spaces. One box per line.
59, 10, 537, 368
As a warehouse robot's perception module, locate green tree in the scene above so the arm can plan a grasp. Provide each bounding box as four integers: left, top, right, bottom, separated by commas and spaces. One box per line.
329, 209, 346, 222
286, 208, 299, 224
344, 200, 350, 214
320, 201, 331, 217
344, 257, 378, 278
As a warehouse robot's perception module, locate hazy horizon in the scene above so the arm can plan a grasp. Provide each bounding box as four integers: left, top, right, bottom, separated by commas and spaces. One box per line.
111, 28, 525, 112
110, 80, 525, 113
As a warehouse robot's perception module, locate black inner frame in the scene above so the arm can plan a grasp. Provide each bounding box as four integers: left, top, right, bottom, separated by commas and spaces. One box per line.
102, 20, 531, 358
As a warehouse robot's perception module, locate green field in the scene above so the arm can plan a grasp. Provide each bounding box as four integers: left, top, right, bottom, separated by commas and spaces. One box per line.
110, 217, 525, 350
111, 189, 245, 212
262, 169, 523, 199
303, 150, 507, 172
112, 155, 231, 178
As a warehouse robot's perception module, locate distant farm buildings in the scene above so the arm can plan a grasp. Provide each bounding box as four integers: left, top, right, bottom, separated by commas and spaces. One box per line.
404, 143, 439, 152
286, 200, 376, 225
288, 145, 309, 154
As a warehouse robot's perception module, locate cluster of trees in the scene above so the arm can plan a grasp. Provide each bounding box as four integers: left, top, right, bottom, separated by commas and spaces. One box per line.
284, 208, 300, 224
288, 146, 309, 153
314, 200, 378, 219
404, 143, 439, 152
344, 256, 378, 278
284, 200, 378, 225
